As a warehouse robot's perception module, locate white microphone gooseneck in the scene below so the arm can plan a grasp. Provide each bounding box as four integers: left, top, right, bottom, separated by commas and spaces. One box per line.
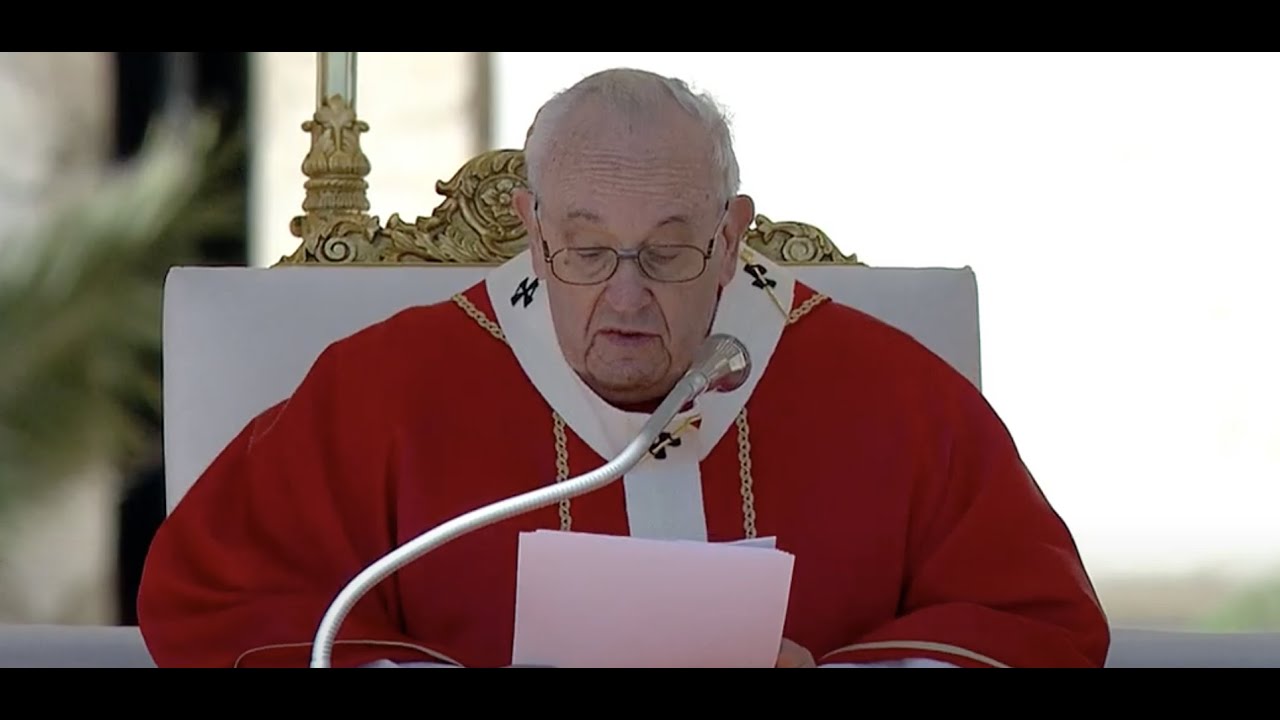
308, 333, 752, 668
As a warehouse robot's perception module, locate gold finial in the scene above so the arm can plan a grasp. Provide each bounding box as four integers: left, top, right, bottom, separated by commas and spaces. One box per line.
283, 52, 381, 264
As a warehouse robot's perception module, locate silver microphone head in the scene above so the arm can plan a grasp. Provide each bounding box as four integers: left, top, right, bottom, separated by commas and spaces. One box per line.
689, 333, 752, 394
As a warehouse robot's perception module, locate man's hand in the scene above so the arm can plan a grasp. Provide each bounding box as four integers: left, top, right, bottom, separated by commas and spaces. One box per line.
776, 638, 816, 668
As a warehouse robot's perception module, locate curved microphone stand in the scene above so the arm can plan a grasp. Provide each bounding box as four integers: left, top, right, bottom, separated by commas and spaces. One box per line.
309, 333, 751, 668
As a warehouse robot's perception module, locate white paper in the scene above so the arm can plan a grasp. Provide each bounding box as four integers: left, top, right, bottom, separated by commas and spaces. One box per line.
511, 530, 795, 668
724, 535, 778, 549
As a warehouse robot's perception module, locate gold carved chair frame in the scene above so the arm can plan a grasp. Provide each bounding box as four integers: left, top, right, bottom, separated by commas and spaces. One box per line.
276, 54, 860, 269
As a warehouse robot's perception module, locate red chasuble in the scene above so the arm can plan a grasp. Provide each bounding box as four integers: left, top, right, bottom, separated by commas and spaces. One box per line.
137, 249, 1109, 669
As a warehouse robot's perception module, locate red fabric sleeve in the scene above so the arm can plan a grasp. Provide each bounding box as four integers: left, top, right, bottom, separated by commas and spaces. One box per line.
821, 365, 1111, 669
137, 332, 463, 668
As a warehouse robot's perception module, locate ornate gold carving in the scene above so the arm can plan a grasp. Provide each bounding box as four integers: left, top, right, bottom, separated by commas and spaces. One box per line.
282, 94, 380, 264
278, 146, 862, 267
377, 150, 530, 264
744, 215, 857, 265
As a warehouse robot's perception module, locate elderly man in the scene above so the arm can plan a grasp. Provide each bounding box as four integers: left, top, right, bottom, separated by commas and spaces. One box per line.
136, 68, 1110, 668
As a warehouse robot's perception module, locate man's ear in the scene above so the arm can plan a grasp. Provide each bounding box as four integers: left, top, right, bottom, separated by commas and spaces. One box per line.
512, 187, 547, 278
718, 194, 755, 286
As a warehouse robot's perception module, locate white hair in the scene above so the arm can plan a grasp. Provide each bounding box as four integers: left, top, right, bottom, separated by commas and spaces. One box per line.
523, 68, 741, 202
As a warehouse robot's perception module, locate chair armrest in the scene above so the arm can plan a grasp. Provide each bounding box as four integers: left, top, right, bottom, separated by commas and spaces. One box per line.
0, 624, 155, 668
1107, 627, 1280, 667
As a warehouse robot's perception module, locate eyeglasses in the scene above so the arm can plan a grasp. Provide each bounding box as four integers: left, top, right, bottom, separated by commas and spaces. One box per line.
547, 244, 713, 285
534, 199, 727, 286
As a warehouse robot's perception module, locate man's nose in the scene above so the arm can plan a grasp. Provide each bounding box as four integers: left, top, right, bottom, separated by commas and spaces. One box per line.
601, 256, 652, 313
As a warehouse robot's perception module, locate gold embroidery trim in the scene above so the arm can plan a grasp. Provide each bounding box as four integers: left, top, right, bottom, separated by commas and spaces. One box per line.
818, 640, 1010, 668
233, 639, 465, 668
450, 285, 827, 539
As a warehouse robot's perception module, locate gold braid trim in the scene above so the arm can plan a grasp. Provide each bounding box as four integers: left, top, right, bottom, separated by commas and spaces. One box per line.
450, 288, 827, 538
789, 292, 828, 324
453, 294, 506, 341
818, 640, 1010, 669
552, 413, 571, 531
735, 409, 758, 539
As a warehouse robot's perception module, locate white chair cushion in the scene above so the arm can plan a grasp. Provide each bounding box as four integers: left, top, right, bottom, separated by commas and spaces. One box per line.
799, 264, 980, 389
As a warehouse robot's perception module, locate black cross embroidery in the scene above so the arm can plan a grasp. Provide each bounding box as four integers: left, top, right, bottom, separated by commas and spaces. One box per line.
511, 277, 539, 308
743, 263, 777, 290
648, 432, 681, 460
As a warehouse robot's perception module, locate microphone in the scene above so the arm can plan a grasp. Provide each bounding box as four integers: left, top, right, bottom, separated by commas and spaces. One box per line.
308, 333, 752, 668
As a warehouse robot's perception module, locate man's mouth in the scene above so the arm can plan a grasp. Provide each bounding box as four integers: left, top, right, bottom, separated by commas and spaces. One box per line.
599, 330, 659, 346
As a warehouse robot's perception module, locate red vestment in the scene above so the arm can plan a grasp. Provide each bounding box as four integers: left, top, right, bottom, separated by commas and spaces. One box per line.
138, 260, 1109, 669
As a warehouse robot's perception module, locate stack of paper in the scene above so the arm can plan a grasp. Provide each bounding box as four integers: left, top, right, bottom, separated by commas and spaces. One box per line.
511, 530, 795, 668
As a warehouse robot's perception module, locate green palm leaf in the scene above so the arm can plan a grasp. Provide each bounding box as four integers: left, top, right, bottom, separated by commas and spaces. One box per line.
0, 111, 245, 515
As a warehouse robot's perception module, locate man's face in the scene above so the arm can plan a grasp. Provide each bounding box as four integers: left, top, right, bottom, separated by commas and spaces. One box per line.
513, 107, 754, 406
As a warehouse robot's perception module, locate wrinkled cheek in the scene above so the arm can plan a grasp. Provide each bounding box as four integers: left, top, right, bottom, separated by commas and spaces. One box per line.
547, 292, 600, 364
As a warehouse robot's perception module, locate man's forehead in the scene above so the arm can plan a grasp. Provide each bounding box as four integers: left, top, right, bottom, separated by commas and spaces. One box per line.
561, 95, 701, 144
536, 161, 718, 223
544, 146, 712, 184
558, 205, 696, 229
532, 114, 722, 225
539, 112, 717, 184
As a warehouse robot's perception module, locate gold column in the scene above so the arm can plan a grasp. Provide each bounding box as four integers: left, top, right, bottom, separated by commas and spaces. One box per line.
284, 52, 380, 264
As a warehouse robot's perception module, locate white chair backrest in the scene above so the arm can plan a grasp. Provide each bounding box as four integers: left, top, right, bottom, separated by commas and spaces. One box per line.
161, 263, 980, 512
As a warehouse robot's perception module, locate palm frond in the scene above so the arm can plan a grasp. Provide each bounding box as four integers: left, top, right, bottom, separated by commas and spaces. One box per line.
0, 111, 245, 514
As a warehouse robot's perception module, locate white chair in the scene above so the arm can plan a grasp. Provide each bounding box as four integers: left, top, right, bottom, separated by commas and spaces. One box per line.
163, 146, 986, 509
161, 264, 487, 512
160, 262, 982, 510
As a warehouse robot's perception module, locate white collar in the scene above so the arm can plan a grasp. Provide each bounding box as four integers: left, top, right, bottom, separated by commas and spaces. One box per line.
485, 247, 795, 463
